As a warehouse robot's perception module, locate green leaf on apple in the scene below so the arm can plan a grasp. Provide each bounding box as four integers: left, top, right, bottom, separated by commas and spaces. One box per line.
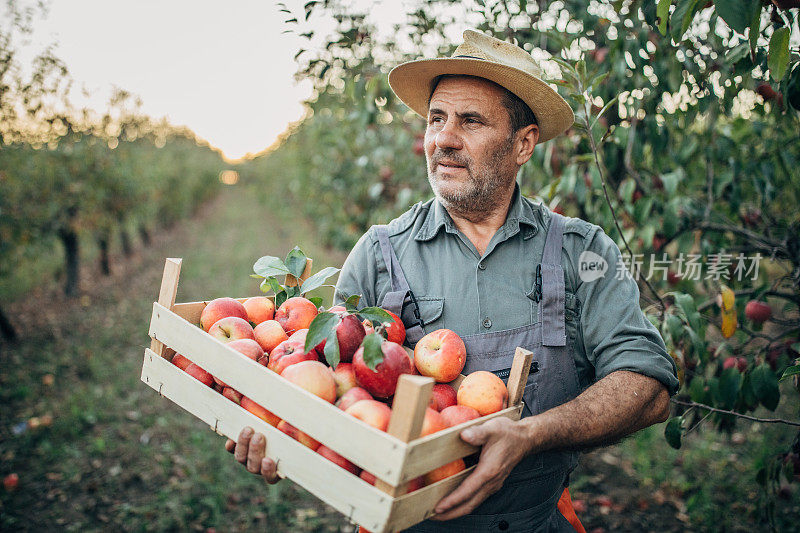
358, 307, 393, 326
259, 276, 283, 295
285, 285, 301, 299
664, 416, 683, 449
344, 294, 361, 312
306, 311, 340, 353
254, 255, 291, 278
323, 328, 341, 369
275, 290, 288, 309
361, 332, 385, 371
299, 266, 341, 294
307, 296, 323, 308
285, 246, 308, 279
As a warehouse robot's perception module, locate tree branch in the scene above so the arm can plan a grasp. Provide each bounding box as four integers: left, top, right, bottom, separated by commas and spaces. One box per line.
671, 398, 800, 427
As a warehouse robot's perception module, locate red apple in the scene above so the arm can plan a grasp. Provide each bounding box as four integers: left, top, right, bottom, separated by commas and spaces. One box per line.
424, 459, 466, 485
275, 297, 318, 335
200, 297, 248, 332
253, 320, 289, 354
360, 470, 423, 493
211, 338, 264, 387
222, 387, 243, 404
363, 310, 405, 344
333, 363, 358, 398
243, 296, 275, 325
240, 396, 280, 426
745, 300, 771, 324
362, 319, 375, 336
414, 329, 467, 383
429, 383, 458, 411
172, 353, 192, 371
345, 399, 392, 432
316, 312, 366, 363
316, 445, 360, 475
208, 316, 255, 343
723, 356, 748, 373
457, 371, 508, 416
420, 407, 447, 437
185, 363, 214, 387
352, 340, 414, 398
336, 387, 373, 411
277, 420, 320, 450
3, 473, 19, 492
226, 338, 264, 361
281, 360, 337, 403
268, 335, 319, 375
440, 405, 481, 427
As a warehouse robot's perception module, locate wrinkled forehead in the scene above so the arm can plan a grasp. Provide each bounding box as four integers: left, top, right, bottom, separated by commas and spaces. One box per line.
428, 75, 506, 115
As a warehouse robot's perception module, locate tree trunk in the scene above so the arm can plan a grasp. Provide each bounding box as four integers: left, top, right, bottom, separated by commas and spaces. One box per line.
59, 228, 80, 297
139, 225, 151, 246
120, 228, 133, 257
0, 305, 18, 342
98, 234, 110, 276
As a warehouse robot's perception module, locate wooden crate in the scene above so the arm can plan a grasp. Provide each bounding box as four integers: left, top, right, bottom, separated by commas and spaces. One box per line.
141, 258, 534, 532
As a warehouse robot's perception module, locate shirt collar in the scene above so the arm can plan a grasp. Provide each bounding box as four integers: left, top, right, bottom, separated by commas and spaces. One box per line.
414, 183, 541, 242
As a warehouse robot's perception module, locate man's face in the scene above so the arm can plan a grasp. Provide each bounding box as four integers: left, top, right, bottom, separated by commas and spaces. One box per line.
425, 76, 519, 219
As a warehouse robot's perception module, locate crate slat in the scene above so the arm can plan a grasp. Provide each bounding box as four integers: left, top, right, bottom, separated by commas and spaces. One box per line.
148, 302, 410, 485
140, 348, 393, 531
150, 258, 182, 357
384, 465, 476, 532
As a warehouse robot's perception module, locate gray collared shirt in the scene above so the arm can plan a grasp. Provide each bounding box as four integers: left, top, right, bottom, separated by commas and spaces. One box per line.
334, 185, 679, 395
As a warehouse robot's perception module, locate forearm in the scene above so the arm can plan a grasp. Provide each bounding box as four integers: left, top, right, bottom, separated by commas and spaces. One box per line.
520, 370, 670, 454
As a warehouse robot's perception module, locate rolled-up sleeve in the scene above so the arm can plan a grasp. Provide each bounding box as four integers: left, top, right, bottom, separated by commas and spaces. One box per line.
334, 229, 379, 309
577, 228, 680, 396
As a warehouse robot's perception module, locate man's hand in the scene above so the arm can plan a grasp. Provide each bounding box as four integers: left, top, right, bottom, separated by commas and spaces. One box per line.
225, 427, 282, 484
430, 417, 529, 521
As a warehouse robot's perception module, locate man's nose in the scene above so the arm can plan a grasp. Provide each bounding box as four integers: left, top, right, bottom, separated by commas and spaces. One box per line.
434, 120, 464, 151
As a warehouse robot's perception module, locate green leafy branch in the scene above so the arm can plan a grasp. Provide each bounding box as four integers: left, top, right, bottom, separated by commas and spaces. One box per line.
554, 55, 667, 313
252, 246, 340, 309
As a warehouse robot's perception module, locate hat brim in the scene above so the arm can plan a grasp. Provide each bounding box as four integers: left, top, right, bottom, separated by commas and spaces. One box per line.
388, 58, 574, 143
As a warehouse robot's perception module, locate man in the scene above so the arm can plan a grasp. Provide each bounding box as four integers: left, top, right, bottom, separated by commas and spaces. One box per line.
228, 29, 679, 532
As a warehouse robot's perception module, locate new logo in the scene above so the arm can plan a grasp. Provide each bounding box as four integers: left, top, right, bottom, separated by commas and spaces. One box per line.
578, 251, 607, 282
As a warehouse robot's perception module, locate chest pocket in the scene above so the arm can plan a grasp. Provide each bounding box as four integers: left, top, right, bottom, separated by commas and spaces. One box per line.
401, 296, 444, 344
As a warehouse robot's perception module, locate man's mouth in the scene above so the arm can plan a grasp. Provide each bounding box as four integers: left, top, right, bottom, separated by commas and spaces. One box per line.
437, 160, 466, 170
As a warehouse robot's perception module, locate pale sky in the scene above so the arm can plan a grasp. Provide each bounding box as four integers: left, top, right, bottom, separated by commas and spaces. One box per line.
20, 0, 418, 160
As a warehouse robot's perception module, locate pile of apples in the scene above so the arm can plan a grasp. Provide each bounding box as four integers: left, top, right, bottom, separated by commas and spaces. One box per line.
172, 295, 511, 488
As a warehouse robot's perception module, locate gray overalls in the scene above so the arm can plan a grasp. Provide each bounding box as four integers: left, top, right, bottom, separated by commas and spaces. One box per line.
375, 211, 580, 533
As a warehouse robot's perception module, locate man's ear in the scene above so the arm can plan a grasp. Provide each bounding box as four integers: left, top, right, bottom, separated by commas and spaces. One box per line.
515, 124, 539, 166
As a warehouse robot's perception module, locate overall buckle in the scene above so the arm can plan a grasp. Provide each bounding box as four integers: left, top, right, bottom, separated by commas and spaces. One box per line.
532, 263, 543, 302
406, 290, 425, 329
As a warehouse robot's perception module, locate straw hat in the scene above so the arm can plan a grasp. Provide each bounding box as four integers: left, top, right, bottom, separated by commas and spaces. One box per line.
388, 29, 574, 143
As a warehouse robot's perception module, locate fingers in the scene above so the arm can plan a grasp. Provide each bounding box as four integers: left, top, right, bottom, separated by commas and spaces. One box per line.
247, 432, 266, 474
225, 439, 235, 454
433, 466, 489, 515
260, 457, 281, 484
234, 427, 254, 465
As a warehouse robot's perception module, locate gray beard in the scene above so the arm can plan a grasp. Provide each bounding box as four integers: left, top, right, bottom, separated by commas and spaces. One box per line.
426, 138, 515, 223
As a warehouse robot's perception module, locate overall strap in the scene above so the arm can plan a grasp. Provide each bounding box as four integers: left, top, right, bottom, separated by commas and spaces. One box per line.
540, 212, 567, 347
374, 225, 425, 345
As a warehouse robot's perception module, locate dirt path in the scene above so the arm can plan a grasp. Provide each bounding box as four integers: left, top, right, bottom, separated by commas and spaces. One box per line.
0, 183, 730, 532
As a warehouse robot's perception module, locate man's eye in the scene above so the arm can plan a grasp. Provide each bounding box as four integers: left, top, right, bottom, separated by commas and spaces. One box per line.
465, 118, 480, 124
430, 116, 443, 123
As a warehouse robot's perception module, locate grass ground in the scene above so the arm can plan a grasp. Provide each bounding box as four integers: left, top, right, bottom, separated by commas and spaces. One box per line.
1, 182, 798, 532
